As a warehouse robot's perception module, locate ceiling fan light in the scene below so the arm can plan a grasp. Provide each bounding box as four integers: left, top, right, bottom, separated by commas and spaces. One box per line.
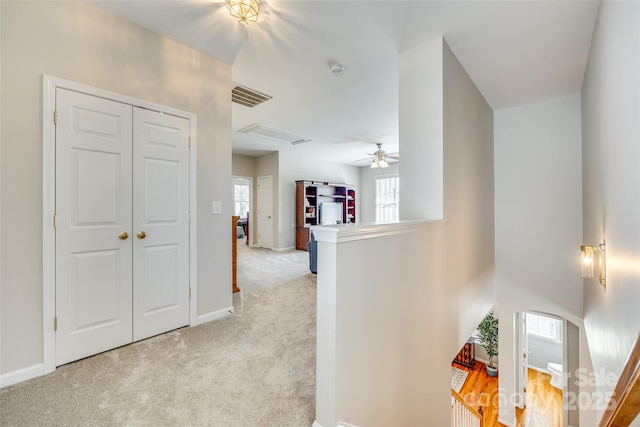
227, 0, 260, 24
379, 159, 389, 168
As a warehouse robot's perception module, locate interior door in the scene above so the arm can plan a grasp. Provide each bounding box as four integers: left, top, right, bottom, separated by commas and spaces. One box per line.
55, 89, 191, 365
55, 89, 133, 366
257, 176, 273, 249
518, 312, 530, 408
132, 108, 190, 341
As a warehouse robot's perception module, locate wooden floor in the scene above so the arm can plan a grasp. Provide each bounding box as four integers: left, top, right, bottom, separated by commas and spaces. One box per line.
455, 362, 562, 427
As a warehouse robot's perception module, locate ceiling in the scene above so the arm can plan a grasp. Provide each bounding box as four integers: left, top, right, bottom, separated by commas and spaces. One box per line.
90, 0, 600, 166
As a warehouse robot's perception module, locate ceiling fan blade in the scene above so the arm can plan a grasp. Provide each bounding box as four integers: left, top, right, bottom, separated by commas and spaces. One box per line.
353, 157, 373, 163
386, 155, 400, 160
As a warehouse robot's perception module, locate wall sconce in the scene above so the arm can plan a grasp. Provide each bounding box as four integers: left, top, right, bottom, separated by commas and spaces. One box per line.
581, 243, 606, 287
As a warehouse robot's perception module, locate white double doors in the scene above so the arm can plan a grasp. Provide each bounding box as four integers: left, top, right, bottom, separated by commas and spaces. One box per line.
55, 89, 190, 366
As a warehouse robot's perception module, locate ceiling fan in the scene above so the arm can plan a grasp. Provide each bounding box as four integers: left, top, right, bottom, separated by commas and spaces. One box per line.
357, 143, 399, 168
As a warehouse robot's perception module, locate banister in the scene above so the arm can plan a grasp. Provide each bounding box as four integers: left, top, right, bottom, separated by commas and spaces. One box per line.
598, 332, 640, 427
451, 388, 484, 427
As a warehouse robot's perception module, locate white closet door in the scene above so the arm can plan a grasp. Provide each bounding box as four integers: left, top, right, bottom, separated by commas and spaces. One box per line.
132, 108, 190, 341
55, 89, 133, 366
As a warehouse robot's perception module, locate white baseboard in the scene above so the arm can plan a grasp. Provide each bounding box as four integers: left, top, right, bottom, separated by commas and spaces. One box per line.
192, 306, 234, 326
0, 363, 44, 388
498, 417, 515, 427
312, 422, 323, 427
274, 246, 295, 252
528, 364, 551, 375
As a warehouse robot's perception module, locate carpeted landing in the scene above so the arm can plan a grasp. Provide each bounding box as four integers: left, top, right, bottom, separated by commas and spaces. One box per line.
0, 244, 317, 426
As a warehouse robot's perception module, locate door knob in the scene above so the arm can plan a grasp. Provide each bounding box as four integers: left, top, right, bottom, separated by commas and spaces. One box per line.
137, 231, 146, 239
118, 231, 129, 240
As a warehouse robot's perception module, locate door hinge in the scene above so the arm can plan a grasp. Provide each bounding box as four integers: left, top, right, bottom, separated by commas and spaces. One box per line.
53, 214, 58, 228
54, 316, 58, 331
189, 288, 192, 299
53, 110, 58, 125
188, 137, 191, 148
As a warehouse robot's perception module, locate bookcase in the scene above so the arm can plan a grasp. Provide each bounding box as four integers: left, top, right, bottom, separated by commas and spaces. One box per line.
295, 180, 357, 251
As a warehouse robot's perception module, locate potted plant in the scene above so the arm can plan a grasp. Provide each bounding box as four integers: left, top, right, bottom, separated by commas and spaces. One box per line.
477, 310, 499, 377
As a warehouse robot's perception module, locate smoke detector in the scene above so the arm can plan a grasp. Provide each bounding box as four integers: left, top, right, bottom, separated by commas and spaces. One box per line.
330, 63, 347, 75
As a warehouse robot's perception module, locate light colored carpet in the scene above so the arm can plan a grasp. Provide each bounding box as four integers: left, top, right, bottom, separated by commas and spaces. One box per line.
451, 366, 469, 393
0, 242, 317, 426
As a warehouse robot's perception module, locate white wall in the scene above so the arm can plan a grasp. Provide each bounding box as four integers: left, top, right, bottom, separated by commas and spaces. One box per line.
232, 154, 256, 178
0, 2, 232, 376
528, 334, 562, 371
358, 163, 399, 223
581, 0, 640, 421
277, 151, 360, 251
495, 94, 584, 317
399, 37, 443, 221
493, 93, 593, 426
315, 37, 495, 427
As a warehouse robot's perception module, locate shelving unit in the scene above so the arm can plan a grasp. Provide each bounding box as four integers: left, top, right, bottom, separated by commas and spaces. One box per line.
295, 180, 357, 251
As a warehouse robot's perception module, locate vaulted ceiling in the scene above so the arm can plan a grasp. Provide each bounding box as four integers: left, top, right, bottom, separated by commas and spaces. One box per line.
91, 0, 600, 165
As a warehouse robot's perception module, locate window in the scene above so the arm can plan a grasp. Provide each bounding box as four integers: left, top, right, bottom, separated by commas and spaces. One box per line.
526, 312, 562, 342
376, 175, 399, 223
233, 178, 250, 219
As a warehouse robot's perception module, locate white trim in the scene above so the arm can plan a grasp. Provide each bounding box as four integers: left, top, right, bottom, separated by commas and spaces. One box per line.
312, 219, 439, 244
0, 364, 44, 388
42, 75, 57, 375
312, 422, 323, 427
527, 364, 552, 375
42, 75, 198, 374
274, 246, 296, 252
498, 418, 515, 427
189, 111, 198, 326
475, 357, 491, 366
192, 306, 235, 326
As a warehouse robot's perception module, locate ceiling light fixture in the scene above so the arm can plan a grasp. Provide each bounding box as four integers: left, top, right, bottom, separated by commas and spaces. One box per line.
227, 0, 260, 24
330, 63, 347, 75
370, 158, 389, 168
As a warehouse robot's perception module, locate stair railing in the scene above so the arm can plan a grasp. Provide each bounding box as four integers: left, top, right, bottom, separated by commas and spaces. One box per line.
451, 388, 484, 427
598, 332, 640, 427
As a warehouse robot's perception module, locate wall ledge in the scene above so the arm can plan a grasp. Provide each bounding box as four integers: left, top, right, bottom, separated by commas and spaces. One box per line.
312, 219, 442, 244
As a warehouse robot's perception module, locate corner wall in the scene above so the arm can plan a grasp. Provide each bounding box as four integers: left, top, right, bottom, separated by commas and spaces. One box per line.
494, 94, 592, 426
0, 1, 232, 376
581, 0, 640, 418
314, 37, 495, 427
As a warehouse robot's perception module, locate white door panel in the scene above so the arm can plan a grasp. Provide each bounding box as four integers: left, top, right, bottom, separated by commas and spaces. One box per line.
257, 176, 273, 249
55, 89, 133, 366
132, 108, 190, 341
56, 91, 191, 365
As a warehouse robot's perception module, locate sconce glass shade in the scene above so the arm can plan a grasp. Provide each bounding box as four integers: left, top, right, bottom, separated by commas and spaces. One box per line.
581, 245, 594, 278
581, 243, 606, 286
227, 0, 260, 24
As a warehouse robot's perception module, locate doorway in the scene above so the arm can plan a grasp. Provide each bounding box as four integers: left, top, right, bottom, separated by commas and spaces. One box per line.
43, 76, 198, 373
232, 176, 252, 246
517, 311, 566, 426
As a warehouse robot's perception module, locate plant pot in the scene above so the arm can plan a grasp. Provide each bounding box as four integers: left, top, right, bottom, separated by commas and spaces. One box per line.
486, 365, 498, 377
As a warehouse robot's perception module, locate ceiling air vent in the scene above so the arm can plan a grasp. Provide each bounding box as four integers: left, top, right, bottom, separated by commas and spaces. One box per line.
238, 123, 312, 145
232, 84, 272, 107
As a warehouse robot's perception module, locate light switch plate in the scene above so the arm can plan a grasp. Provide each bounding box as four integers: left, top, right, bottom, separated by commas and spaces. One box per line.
212, 201, 222, 215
